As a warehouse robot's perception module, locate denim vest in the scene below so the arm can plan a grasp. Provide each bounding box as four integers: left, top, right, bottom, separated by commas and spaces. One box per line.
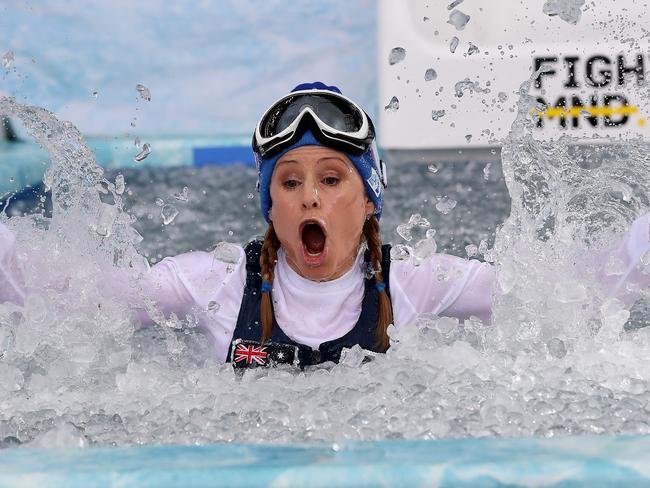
227, 240, 392, 369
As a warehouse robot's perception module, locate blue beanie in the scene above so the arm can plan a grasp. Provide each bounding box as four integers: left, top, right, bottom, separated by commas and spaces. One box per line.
255, 82, 385, 223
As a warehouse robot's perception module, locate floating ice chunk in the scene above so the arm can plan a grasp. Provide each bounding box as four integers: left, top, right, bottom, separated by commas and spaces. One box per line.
467, 42, 479, 55
388, 47, 406, 65
547, 338, 567, 358
413, 237, 437, 261
390, 244, 411, 261
339, 345, 369, 368
483, 162, 491, 180
92, 203, 118, 237
136, 83, 151, 101
134, 143, 151, 162
213, 242, 241, 264
409, 213, 430, 228
434, 316, 459, 335
448, 9, 470, 30
161, 204, 178, 225
465, 244, 478, 258
0, 363, 24, 391
396, 224, 412, 241
427, 163, 439, 173
431, 110, 446, 121
455, 78, 490, 97
173, 186, 189, 202
478, 239, 489, 255
449, 36, 459, 53
497, 260, 517, 293
435, 196, 457, 214
542, 0, 585, 25
598, 298, 629, 342
114, 174, 125, 195
553, 280, 587, 303
70, 342, 98, 364
28, 421, 88, 448
384, 96, 399, 112
424, 68, 437, 81
24, 293, 49, 325
397, 213, 430, 241
610, 183, 633, 203
2, 51, 14, 70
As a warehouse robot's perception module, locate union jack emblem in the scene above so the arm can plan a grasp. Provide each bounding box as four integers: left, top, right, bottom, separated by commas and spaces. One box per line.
233, 343, 268, 366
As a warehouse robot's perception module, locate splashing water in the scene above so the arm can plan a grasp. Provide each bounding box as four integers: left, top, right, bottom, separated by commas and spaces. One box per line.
424, 68, 437, 82
2, 51, 14, 71
134, 143, 151, 162
388, 47, 406, 66
136, 84, 151, 102
2, 64, 650, 449
543, 0, 585, 25
384, 96, 399, 112
449, 37, 459, 53
431, 110, 446, 121
447, 9, 470, 30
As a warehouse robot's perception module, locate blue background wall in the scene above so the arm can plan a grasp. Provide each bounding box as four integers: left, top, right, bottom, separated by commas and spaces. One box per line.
0, 1, 377, 137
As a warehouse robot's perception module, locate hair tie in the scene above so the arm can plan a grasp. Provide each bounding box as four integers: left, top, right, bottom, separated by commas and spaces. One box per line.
261, 281, 273, 293
375, 281, 386, 293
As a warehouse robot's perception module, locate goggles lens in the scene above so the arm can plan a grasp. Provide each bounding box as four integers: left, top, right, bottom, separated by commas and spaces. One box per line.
260, 94, 365, 138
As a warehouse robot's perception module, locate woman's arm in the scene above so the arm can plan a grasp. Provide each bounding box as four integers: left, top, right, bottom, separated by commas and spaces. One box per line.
389, 253, 496, 327
0, 220, 243, 328
390, 214, 650, 327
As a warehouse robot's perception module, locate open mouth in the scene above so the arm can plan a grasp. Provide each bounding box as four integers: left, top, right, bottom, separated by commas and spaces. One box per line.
301, 220, 327, 256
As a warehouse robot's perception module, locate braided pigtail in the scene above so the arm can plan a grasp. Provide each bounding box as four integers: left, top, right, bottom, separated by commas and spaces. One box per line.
363, 215, 393, 351
259, 222, 281, 343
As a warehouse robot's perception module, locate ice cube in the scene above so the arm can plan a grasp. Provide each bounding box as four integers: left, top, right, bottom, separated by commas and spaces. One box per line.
136, 83, 152, 101
447, 9, 470, 30
161, 204, 179, 225
134, 143, 151, 162
384, 96, 399, 112
388, 47, 406, 65
424, 68, 438, 81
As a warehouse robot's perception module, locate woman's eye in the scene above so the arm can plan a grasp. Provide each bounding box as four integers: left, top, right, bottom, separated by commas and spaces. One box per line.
283, 179, 299, 189
323, 176, 339, 186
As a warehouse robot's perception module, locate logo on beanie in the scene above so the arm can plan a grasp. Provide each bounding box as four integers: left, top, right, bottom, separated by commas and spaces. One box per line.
367, 169, 382, 199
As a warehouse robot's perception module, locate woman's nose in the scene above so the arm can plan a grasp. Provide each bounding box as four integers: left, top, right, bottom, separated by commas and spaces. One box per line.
302, 180, 320, 209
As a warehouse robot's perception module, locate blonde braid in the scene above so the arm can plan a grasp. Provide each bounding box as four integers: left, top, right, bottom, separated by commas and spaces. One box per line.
363, 215, 393, 351
259, 222, 281, 343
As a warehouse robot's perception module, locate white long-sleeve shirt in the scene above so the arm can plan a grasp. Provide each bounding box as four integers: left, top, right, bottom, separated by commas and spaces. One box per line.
1, 217, 649, 362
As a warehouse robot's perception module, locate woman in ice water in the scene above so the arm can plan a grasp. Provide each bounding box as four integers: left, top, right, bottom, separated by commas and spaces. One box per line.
1, 81, 649, 369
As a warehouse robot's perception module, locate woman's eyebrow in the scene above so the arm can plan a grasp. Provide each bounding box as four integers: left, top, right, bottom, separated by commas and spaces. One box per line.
275, 160, 300, 167
317, 156, 348, 165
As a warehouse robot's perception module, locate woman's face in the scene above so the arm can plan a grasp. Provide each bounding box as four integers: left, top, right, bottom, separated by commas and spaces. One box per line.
269, 145, 374, 281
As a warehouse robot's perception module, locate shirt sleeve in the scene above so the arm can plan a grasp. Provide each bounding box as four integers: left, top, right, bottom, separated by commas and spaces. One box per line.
389, 253, 497, 327
390, 213, 650, 328
113, 245, 246, 328
594, 213, 650, 306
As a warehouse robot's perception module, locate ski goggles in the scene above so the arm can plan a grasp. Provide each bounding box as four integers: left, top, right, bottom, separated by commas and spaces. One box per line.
253, 89, 377, 160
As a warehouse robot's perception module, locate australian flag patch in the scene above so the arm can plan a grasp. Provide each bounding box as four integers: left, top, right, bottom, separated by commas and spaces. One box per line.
230, 338, 299, 369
